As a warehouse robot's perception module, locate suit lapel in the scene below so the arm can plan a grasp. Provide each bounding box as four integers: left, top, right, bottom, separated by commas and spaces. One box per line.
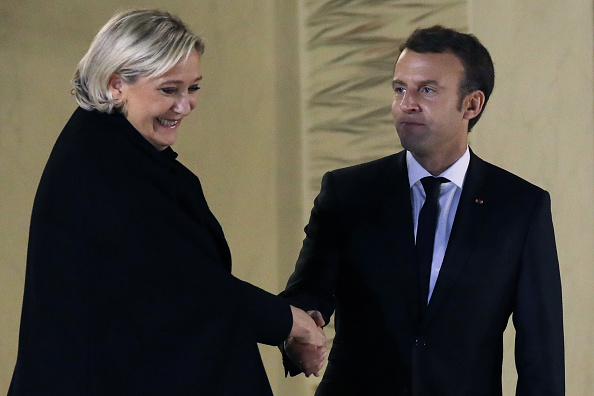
423, 151, 490, 327
379, 151, 420, 327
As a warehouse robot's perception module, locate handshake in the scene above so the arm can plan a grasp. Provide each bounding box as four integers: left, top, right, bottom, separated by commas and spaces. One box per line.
287, 306, 329, 377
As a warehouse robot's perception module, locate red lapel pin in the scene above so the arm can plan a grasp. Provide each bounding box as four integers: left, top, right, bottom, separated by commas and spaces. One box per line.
475, 199, 484, 204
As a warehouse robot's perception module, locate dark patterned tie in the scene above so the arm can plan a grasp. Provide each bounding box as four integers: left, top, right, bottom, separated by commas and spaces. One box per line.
417, 176, 448, 317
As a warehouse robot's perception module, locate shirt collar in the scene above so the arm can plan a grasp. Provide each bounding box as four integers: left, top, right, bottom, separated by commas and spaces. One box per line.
407, 146, 470, 189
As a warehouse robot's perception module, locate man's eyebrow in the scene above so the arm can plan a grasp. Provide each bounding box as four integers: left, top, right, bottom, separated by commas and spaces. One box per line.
392, 79, 441, 88
392, 78, 405, 86
418, 79, 439, 86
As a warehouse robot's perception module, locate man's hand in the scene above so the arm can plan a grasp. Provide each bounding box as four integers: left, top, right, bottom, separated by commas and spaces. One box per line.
287, 308, 328, 377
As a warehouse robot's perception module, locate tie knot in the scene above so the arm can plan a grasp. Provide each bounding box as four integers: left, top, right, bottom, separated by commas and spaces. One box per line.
421, 176, 448, 200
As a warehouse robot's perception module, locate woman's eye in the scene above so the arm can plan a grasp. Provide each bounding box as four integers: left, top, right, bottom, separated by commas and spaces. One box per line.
159, 87, 177, 95
188, 85, 201, 93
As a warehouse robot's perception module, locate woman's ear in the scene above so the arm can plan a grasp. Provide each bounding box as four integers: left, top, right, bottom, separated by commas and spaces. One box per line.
108, 73, 125, 102
462, 90, 486, 121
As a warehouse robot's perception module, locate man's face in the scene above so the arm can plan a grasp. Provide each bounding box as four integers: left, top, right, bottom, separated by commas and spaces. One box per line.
392, 49, 471, 165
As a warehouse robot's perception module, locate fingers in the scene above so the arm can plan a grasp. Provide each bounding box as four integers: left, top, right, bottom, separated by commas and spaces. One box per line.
311, 324, 326, 347
307, 310, 326, 327
304, 346, 327, 377
286, 338, 328, 377
289, 306, 326, 347
287, 306, 329, 376
304, 360, 324, 377
304, 353, 326, 377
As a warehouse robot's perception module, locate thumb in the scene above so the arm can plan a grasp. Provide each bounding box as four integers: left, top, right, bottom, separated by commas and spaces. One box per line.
307, 310, 326, 327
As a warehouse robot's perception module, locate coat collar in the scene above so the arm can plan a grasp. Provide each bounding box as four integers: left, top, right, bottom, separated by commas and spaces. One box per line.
82, 107, 179, 171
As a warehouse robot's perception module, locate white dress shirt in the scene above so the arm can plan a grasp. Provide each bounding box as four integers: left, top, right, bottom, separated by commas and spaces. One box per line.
407, 147, 470, 302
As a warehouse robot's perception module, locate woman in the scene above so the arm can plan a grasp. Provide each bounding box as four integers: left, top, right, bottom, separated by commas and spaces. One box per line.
9, 9, 325, 395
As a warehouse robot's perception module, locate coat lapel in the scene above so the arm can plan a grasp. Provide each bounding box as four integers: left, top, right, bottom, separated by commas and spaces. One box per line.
423, 151, 490, 327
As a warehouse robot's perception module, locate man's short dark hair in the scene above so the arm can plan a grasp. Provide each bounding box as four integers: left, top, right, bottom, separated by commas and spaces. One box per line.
400, 26, 495, 131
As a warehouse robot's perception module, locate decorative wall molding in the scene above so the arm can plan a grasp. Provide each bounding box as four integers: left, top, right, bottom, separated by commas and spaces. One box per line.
300, 0, 467, 205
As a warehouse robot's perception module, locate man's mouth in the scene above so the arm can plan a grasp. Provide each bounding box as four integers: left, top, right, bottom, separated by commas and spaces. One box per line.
399, 120, 424, 127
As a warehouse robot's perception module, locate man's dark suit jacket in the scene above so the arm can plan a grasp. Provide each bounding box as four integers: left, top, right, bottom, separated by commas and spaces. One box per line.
9, 108, 292, 395
282, 150, 564, 396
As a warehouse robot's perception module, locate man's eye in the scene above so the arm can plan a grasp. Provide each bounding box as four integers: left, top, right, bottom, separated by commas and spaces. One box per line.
421, 87, 434, 94
188, 85, 201, 93
394, 87, 405, 94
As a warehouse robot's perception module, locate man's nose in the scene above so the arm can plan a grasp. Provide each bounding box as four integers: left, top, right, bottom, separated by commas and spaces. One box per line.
399, 91, 420, 113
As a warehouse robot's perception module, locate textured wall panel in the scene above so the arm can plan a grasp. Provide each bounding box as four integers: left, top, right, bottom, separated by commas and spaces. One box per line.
300, 0, 467, 204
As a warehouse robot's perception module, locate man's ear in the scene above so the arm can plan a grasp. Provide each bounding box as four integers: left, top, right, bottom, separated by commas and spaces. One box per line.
462, 90, 486, 121
108, 73, 125, 102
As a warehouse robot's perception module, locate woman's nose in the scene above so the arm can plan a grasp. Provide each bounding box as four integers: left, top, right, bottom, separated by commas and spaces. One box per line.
173, 95, 193, 115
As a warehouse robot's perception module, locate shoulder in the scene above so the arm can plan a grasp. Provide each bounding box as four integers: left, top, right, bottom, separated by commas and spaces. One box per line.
49, 108, 128, 162
469, 152, 551, 217
38, 109, 102, 183
329, 151, 405, 183
314, 151, 407, 208
38, 108, 167, 201
51, 108, 174, 173
473, 152, 545, 195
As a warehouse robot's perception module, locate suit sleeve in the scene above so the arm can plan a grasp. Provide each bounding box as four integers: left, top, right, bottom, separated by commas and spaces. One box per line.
281, 171, 340, 323
279, 172, 341, 375
513, 190, 565, 395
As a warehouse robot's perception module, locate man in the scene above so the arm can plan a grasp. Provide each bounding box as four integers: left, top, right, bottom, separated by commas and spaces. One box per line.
281, 26, 564, 395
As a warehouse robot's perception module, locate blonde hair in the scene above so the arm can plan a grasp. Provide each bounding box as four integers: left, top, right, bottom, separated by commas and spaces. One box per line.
73, 9, 205, 113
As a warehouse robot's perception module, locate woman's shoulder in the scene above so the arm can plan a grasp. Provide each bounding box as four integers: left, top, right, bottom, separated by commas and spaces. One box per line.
39, 108, 147, 195
52, 108, 162, 168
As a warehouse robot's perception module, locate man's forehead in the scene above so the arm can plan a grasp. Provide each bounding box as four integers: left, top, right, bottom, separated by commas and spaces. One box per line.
393, 50, 464, 79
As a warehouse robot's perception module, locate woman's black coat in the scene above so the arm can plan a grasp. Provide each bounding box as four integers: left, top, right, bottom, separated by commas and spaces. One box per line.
9, 108, 292, 395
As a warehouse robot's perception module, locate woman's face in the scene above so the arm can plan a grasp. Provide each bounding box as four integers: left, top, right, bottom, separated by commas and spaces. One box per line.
109, 50, 202, 151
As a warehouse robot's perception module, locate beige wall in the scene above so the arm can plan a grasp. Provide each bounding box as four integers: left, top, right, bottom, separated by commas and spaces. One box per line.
1, 1, 592, 395
468, 1, 594, 394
